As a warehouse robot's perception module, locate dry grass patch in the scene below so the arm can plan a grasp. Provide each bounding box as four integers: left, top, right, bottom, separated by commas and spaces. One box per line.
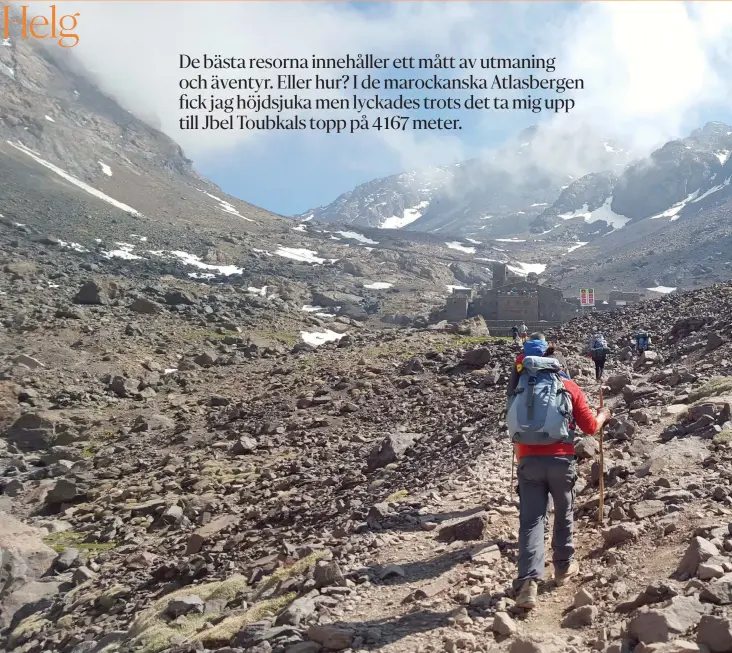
128, 575, 249, 653
42, 531, 117, 555
253, 550, 329, 599
714, 430, 732, 446
190, 592, 296, 647
8, 615, 51, 648
688, 377, 732, 403
385, 489, 408, 503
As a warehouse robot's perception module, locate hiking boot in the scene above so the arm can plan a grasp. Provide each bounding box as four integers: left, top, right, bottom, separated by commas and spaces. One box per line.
515, 580, 538, 610
555, 561, 579, 586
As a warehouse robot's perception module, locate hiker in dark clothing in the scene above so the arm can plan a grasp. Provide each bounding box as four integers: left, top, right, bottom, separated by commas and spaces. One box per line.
592, 350, 607, 381
588, 333, 609, 381
511, 325, 520, 345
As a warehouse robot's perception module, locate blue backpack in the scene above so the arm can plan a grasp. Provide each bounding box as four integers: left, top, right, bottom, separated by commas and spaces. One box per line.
507, 356, 574, 446
637, 333, 649, 350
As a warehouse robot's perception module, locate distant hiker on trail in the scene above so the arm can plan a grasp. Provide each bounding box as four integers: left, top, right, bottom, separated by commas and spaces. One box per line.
588, 332, 607, 352
511, 325, 520, 345
506, 346, 611, 611
519, 322, 528, 343
634, 331, 651, 355
588, 332, 610, 382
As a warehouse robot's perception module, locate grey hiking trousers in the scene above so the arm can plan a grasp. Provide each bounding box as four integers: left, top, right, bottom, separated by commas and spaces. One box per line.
516, 455, 578, 584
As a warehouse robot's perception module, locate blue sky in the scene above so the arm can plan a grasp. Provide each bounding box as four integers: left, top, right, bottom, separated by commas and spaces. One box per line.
68, 1, 732, 217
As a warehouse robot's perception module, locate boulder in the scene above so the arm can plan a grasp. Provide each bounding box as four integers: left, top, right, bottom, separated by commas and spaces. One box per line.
492, 611, 518, 636
129, 297, 162, 314
675, 537, 719, 580
454, 315, 490, 337
73, 280, 106, 305
561, 605, 597, 628
607, 373, 633, 394
366, 432, 419, 471
602, 523, 641, 547
628, 596, 707, 644
700, 574, 732, 605
630, 500, 665, 520
439, 513, 490, 541
307, 624, 354, 651
4, 412, 60, 451
0, 512, 57, 628
635, 350, 660, 369
697, 615, 732, 652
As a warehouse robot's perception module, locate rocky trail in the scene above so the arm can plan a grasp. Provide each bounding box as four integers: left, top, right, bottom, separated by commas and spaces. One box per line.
4, 242, 732, 653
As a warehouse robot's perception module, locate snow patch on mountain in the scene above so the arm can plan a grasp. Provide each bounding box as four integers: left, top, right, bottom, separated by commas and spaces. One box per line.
649, 191, 700, 221
6, 141, 141, 216
558, 198, 630, 230
692, 176, 732, 203
445, 242, 476, 254
335, 231, 378, 245
301, 329, 345, 346
275, 247, 330, 264
381, 201, 430, 230
58, 240, 88, 253
507, 262, 547, 275
103, 242, 144, 261
201, 190, 255, 223
715, 150, 731, 165
163, 251, 244, 276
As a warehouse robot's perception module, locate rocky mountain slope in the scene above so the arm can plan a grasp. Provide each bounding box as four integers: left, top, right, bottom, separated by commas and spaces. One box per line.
296, 125, 632, 237
533, 121, 732, 237
5, 221, 732, 653
298, 120, 732, 296
0, 16, 542, 320
536, 123, 732, 294
4, 2, 730, 300
0, 18, 286, 239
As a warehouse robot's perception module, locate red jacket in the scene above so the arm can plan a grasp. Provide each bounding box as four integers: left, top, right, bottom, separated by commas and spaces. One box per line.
513, 367, 598, 460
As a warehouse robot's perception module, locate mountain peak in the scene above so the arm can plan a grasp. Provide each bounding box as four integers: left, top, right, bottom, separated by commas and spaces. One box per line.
692, 121, 732, 139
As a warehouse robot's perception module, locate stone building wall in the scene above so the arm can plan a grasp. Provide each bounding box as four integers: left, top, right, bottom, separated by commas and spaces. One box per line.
497, 294, 539, 321
446, 280, 586, 325
445, 295, 469, 322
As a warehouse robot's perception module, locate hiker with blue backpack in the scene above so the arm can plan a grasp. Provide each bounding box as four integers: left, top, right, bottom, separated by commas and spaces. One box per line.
506, 333, 611, 610
634, 331, 652, 355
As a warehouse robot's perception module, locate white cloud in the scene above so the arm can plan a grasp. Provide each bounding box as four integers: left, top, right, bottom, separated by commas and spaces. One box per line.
558, 2, 732, 151
56, 1, 732, 178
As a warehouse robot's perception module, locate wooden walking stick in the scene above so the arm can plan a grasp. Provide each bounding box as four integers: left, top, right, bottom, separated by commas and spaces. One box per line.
510, 444, 516, 502
598, 386, 605, 524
